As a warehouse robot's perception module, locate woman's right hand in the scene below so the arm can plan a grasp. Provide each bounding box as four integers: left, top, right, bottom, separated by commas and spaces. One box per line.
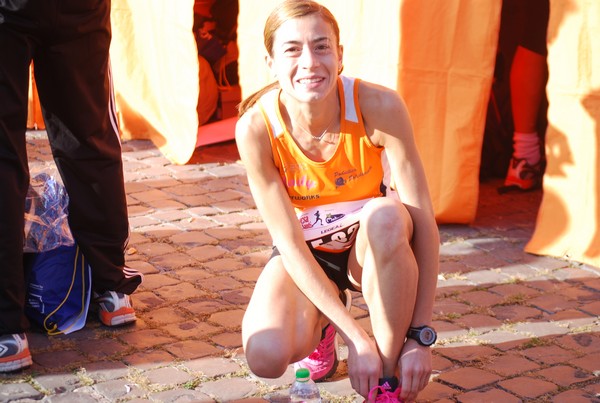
345, 333, 382, 399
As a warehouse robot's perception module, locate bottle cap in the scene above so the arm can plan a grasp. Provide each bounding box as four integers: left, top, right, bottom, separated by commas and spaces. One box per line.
295, 368, 310, 382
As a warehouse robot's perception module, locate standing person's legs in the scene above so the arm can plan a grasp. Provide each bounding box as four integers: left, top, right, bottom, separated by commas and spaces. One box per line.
0, 3, 37, 337
505, 0, 549, 190
32, 0, 141, 296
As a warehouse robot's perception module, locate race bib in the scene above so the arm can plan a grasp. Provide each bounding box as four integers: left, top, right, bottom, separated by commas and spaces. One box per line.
297, 199, 371, 253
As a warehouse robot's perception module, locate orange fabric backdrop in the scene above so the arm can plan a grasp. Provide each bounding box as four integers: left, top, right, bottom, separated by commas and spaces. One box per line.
525, 0, 600, 268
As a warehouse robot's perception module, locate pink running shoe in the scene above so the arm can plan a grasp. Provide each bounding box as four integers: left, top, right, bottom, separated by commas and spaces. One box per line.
368, 377, 403, 402
294, 289, 351, 382
294, 323, 338, 382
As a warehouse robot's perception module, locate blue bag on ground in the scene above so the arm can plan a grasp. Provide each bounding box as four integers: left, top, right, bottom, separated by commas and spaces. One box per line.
23, 173, 91, 335
24, 245, 92, 335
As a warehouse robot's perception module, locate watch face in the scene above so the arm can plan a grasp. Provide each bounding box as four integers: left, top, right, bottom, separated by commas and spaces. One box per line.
420, 327, 436, 345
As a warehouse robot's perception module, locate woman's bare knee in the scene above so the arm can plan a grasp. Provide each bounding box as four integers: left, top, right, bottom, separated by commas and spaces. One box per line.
361, 198, 413, 249
245, 333, 291, 378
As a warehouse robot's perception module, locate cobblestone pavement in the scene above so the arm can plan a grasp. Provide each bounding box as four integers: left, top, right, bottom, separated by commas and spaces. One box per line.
1, 131, 599, 402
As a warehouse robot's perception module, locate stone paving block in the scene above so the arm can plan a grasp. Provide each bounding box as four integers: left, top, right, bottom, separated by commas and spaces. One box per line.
458, 387, 521, 403
46, 389, 101, 403
436, 367, 502, 390
119, 329, 174, 349
139, 273, 180, 290
176, 195, 217, 208
134, 241, 178, 257
123, 349, 176, 369
198, 377, 259, 400
175, 267, 214, 283
491, 304, 542, 322
436, 345, 499, 364
417, 381, 458, 402
498, 376, 558, 399
496, 263, 543, 280
0, 382, 44, 401
231, 267, 263, 283
433, 298, 473, 317
464, 269, 511, 285
439, 260, 470, 275
150, 208, 192, 222
139, 224, 182, 239
571, 352, 600, 373
183, 299, 232, 316
93, 379, 146, 400
213, 199, 250, 213
529, 294, 579, 313
185, 356, 243, 377
212, 212, 258, 226
177, 216, 222, 231
209, 309, 245, 328
535, 365, 596, 387
557, 332, 600, 354
513, 320, 570, 338
551, 389, 600, 403
152, 252, 202, 271
147, 199, 189, 211
127, 260, 160, 276
488, 282, 541, 298
168, 339, 221, 360
482, 353, 540, 377
129, 204, 153, 216
520, 345, 578, 365
189, 245, 229, 262
132, 291, 166, 311
221, 288, 253, 305
201, 276, 244, 292
145, 367, 195, 386
547, 308, 596, 322
78, 337, 129, 359
460, 290, 505, 308
205, 227, 248, 240
454, 313, 503, 330
211, 331, 243, 349
145, 306, 190, 325
204, 257, 247, 272
584, 381, 600, 396
129, 215, 161, 228
150, 388, 213, 402
431, 353, 454, 372
164, 320, 221, 340
581, 300, 600, 316
83, 361, 130, 382
170, 230, 218, 246
461, 252, 510, 271
155, 282, 206, 302
33, 349, 87, 370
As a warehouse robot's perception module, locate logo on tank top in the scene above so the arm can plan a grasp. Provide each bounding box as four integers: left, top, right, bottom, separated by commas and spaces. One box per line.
334, 166, 373, 188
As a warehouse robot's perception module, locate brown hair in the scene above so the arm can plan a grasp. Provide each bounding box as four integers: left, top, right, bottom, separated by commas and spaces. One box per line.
237, 0, 341, 116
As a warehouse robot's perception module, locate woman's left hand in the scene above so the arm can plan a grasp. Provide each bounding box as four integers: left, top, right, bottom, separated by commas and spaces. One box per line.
397, 339, 433, 402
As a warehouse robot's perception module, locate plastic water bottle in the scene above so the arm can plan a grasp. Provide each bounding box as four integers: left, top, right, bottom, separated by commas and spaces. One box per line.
289, 368, 321, 402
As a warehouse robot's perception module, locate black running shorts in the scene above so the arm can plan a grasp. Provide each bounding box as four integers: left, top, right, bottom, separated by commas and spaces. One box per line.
270, 246, 358, 292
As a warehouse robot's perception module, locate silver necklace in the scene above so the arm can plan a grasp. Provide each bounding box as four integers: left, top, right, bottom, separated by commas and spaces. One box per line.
293, 114, 337, 142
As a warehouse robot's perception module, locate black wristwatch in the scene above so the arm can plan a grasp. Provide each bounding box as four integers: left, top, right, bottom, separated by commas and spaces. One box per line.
406, 325, 437, 346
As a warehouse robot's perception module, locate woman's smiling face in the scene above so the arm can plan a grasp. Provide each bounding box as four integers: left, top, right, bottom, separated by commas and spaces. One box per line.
268, 14, 343, 104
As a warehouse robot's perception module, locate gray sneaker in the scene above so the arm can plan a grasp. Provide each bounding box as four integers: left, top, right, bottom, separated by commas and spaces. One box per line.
0, 333, 33, 372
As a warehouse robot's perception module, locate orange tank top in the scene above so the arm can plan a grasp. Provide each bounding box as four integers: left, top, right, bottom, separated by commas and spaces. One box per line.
258, 76, 385, 252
